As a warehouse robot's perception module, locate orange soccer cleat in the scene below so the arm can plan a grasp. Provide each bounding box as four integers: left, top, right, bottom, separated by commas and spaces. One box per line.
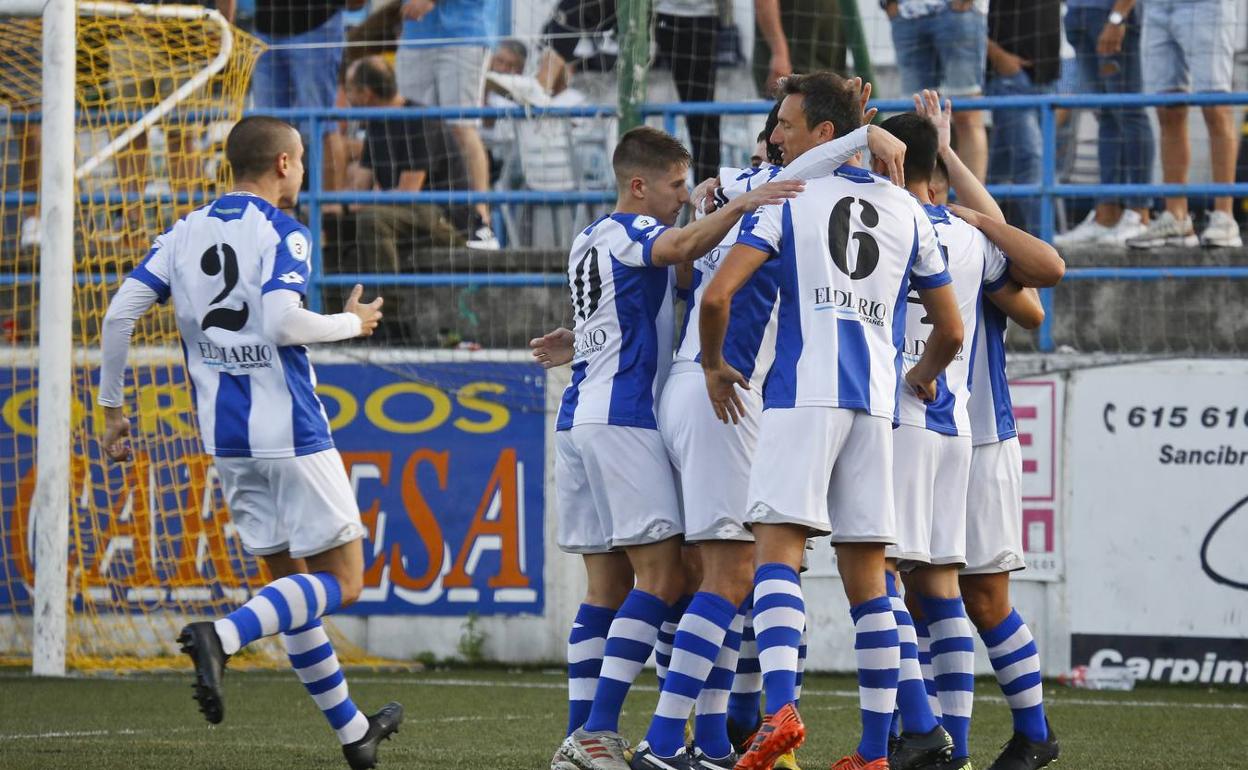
828, 753, 889, 770
733, 703, 806, 770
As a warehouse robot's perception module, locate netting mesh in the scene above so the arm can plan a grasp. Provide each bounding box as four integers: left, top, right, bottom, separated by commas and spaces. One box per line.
0, 4, 393, 671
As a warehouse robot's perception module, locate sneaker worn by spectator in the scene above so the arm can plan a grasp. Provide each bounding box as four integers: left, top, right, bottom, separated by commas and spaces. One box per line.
1053, 210, 1113, 246
1199, 210, 1243, 248
467, 214, 501, 250
1126, 210, 1198, 249
1095, 208, 1147, 245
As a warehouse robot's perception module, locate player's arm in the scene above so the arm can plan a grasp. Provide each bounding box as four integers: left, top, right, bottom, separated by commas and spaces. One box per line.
262, 284, 382, 346
907, 283, 964, 402
914, 89, 1006, 223
98, 278, 162, 462
754, 0, 791, 93
649, 179, 803, 267
949, 203, 1065, 288
699, 243, 770, 424
773, 124, 906, 187
986, 281, 1045, 330
529, 327, 574, 369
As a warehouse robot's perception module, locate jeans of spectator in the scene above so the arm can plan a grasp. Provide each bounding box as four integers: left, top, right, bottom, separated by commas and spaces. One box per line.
986, 70, 1046, 235
655, 14, 719, 182
355, 204, 467, 272
251, 11, 343, 141
1065, 6, 1154, 210
891, 6, 987, 97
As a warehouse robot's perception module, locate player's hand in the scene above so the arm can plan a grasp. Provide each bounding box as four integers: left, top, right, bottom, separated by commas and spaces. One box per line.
914, 89, 952, 155
102, 406, 132, 463
529, 327, 575, 368
866, 125, 906, 187
401, 0, 435, 21
345, 283, 384, 336
735, 179, 804, 213
766, 51, 793, 96
703, 362, 749, 424
905, 368, 938, 403
1097, 22, 1126, 56
692, 176, 720, 214
947, 203, 982, 228
850, 76, 878, 124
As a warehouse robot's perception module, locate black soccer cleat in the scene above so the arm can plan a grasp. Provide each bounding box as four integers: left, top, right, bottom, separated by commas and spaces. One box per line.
987, 719, 1060, 770
889, 724, 955, 770
726, 714, 762, 755
342, 701, 404, 769
177, 621, 230, 725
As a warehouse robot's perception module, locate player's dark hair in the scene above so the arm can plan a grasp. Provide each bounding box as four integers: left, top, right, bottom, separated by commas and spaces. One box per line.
878, 112, 939, 186
933, 155, 949, 187
763, 98, 784, 165
497, 38, 528, 64
781, 71, 861, 139
348, 55, 398, 101
612, 126, 692, 187
225, 116, 301, 181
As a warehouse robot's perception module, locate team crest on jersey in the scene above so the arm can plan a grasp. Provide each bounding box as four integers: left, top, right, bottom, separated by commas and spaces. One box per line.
285, 231, 309, 261
633, 215, 656, 231
278, 271, 305, 285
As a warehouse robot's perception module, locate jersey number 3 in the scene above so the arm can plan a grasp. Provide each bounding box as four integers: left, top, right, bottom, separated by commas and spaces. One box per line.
200, 243, 250, 332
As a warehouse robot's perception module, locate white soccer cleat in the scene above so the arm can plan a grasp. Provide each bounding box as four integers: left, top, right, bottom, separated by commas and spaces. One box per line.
1198, 210, 1243, 248
1095, 209, 1147, 245
556, 727, 633, 770
1126, 210, 1199, 249
1053, 210, 1112, 247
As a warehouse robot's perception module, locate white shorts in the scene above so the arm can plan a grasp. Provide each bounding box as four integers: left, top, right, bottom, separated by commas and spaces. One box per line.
659, 368, 759, 543
746, 407, 895, 543
214, 449, 366, 560
963, 437, 1026, 574
887, 424, 972, 568
555, 424, 683, 554
395, 44, 488, 126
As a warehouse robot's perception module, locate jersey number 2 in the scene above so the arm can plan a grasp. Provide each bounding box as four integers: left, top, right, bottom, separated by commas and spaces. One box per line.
199, 243, 250, 332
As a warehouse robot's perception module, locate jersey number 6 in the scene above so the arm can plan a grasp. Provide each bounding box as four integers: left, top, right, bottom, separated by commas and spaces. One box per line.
828, 196, 880, 280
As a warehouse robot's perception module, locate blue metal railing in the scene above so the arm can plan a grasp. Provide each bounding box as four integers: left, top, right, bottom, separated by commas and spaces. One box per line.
5, 94, 1247, 349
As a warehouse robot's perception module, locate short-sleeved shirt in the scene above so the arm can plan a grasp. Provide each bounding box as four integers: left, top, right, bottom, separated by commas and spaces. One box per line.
556, 213, 677, 431
896, 0, 989, 20
402, 0, 498, 43
130, 193, 334, 458
360, 99, 470, 228
735, 166, 951, 420
895, 205, 1008, 437
255, 0, 345, 38
988, 0, 1063, 85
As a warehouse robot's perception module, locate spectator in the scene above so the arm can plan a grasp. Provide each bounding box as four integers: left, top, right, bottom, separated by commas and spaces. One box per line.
344, 55, 469, 272
1126, 0, 1242, 248
753, 0, 846, 97
490, 38, 528, 77
395, 0, 501, 249
1057, 0, 1154, 245
884, 0, 989, 180
986, 0, 1062, 236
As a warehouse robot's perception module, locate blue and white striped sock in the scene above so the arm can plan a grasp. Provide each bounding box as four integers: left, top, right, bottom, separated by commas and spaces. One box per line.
887, 573, 938, 735
794, 624, 808, 706
655, 595, 691, 689
281, 619, 369, 744
583, 589, 669, 734
920, 595, 975, 758
646, 592, 736, 757
727, 602, 762, 731
752, 563, 805, 716
915, 621, 942, 719
851, 595, 900, 761
982, 608, 1048, 742
568, 603, 616, 736
215, 573, 342, 655
694, 610, 744, 760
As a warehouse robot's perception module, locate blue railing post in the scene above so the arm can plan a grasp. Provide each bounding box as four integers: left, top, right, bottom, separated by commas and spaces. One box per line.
306, 114, 324, 312
1038, 105, 1057, 352
663, 109, 677, 139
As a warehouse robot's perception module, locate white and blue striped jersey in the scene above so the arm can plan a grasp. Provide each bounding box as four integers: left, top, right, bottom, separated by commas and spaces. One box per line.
675, 164, 782, 388
896, 205, 1009, 436
128, 192, 334, 458
968, 279, 1018, 446
556, 213, 676, 431
736, 165, 951, 419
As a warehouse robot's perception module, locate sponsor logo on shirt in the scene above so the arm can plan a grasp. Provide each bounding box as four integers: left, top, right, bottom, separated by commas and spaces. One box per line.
812, 287, 888, 327
573, 328, 608, 359
278, 271, 305, 285
197, 342, 274, 370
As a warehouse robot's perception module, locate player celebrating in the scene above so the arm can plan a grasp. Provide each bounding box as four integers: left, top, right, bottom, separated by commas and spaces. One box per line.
699, 71, 963, 770
97, 116, 401, 770
551, 126, 802, 770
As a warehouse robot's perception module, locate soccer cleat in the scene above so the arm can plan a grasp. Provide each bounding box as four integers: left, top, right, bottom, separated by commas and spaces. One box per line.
342, 702, 403, 770
889, 725, 955, 770
726, 715, 762, 755
631, 741, 696, 770
177, 621, 229, 724
1053, 210, 1112, 247
733, 703, 805, 770
1199, 210, 1244, 248
1126, 211, 1199, 249
986, 720, 1059, 770
934, 758, 973, 770
773, 749, 801, 770
557, 726, 633, 770
829, 753, 889, 770
692, 747, 739, 770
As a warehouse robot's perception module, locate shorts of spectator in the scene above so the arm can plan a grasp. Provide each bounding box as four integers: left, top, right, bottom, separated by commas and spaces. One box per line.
395, 45, 490, 128
1142, 0, 1236, 94
890, 0, 988, 97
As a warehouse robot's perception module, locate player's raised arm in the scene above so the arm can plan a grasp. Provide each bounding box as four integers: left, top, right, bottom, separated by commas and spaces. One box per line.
648, 179, 803, 267
949, 203, 1065, 288
986, 281, 1046, 330
916, 89, 1006, 224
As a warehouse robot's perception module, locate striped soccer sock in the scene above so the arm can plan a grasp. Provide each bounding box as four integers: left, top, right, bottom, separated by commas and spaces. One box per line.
655, 595, 691, 690
981, 608, 1048, 742
915, 620, 942, 720
281, 619, 369, 744
214, 572, 342, 655
851, 595, 900, 761
567, 603, 616, 736
694, 609, 744, 760
645, 592, 737, 757
887, 572, 938, 734
919, 594, 976, 758
794, 624, 808, 706
726, 600, 762, 731
583, 589, 669, 734
752, 563, 805, 716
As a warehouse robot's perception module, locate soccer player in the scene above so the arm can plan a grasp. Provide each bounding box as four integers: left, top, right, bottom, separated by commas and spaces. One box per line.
551, 126, 803, 770
699, 71, 964, 770
97, 116, 401, 770
871, 104, 1061, 770
915, 90, 1065, 770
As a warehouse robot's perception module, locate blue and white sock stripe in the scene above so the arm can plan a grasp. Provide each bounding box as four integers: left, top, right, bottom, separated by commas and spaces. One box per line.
984, 614, 1044, 709
794, 624, 808, 702
732, 609, 762, 694
926, 620, 976, 719
281, 620, 368, 744
915, 622, 942, 719
584, 589, 670, 734
654, 613, 730, 718
752, 567, 805, 677
217, 573, 341, 654
851, 599, 901, 716
891, 597, 922, 682
569, 632, 609, 703
656, 596, 692, 686
697, 611, 744, 717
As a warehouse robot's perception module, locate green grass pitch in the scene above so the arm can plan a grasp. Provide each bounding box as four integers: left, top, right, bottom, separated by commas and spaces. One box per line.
1, 668, 1244, 769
